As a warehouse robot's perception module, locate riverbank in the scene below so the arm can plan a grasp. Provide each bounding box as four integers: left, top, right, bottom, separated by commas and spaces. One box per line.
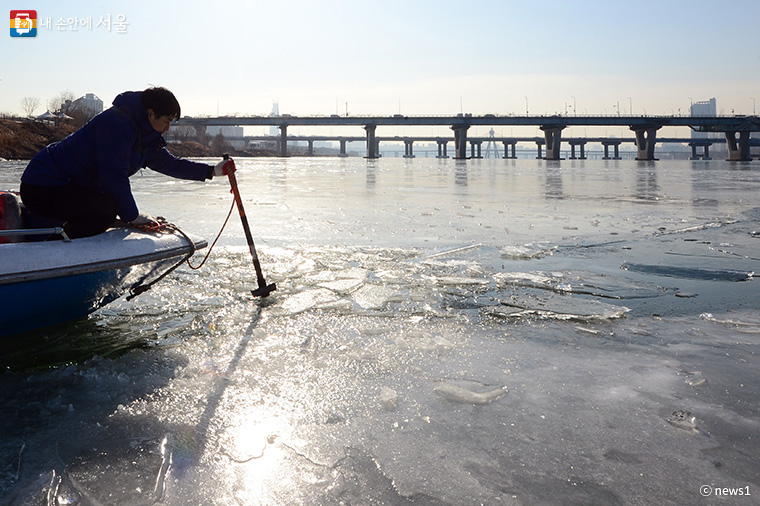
0, 118, 275, 160
0, 118, 75, 159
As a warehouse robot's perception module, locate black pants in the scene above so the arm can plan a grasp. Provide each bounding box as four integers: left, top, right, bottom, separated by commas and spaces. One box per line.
20, 183, 118, 239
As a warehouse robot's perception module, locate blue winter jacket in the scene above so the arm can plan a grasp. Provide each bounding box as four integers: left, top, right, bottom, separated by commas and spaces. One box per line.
21, 91, 212, 222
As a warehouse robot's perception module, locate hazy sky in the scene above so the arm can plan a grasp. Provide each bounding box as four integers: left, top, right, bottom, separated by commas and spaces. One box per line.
5, 0, 760, 134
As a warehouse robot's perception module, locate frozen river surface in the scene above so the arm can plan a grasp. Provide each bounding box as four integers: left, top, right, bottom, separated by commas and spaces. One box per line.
1, 157, 759, 505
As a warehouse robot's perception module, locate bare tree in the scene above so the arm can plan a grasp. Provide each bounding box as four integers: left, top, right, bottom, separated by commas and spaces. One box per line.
20, 96, 40, 117
48, 90, 75, 114
168, 125, 197, 142
64, 103, 97, 128
210, 132, 229, 156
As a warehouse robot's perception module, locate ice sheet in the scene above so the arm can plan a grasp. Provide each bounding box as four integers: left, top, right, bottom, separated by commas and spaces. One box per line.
2, 158, 760, 505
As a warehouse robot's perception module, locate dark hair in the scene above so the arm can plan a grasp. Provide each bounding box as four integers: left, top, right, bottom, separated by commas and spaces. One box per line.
141, 86, 181, 120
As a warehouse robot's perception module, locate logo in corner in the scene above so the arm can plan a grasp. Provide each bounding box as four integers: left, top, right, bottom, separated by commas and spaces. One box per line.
10, 10, 37, 37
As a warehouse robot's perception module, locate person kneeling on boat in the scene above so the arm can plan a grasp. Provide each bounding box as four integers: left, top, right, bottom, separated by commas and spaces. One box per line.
19, 87, 236, 239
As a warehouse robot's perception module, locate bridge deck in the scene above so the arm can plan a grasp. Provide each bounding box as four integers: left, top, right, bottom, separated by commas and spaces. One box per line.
177, 114, 760, 132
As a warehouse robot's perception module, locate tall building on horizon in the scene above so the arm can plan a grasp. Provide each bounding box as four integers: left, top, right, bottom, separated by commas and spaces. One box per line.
690, 98, 717, 139
269, 102, 279, 137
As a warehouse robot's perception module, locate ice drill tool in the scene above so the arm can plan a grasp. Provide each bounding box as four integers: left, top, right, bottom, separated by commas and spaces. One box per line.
221, 155, 277, 297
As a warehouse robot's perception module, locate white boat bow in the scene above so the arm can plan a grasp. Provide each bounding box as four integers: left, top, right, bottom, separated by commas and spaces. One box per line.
0, 227, 207, 336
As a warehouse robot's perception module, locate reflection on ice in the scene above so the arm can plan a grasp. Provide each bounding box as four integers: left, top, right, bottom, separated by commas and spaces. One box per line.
153, 433, 173, 502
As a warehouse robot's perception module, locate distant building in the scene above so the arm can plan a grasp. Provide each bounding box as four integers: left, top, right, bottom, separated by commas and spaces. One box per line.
63, 93, 103, 117
269, 102, 280, 137
207, 125, 245, 149
691, 97, 716, 116
690, 98, 717, 139
206, 126, 243, 137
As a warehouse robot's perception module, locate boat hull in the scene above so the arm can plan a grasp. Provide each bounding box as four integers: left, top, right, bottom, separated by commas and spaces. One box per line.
0, 228, 206, 336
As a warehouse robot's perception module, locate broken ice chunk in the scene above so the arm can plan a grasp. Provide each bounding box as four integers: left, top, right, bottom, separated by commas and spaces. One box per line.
488, 293, 629, 322
351, 285, 402, 309
667, 410, 697, 432
379, 387, 398, 411
434, 382, 507, 405
682, 370, 707, 387
500, 242, 557, 260
318, 278, 365, 294
277, 288, 340, 315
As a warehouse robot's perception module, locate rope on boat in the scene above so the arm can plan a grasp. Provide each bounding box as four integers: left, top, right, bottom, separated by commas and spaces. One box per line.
183, 197, 236, 271
126, 199, 236, 300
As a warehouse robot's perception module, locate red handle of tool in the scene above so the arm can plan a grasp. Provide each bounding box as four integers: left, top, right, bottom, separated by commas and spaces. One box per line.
224, 158, 267, 286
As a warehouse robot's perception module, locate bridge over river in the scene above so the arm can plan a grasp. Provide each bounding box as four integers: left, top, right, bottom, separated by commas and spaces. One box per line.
175, 114, 760, 161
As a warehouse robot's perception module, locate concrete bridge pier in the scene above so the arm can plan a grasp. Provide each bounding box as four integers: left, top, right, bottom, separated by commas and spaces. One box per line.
602, 140, 622, 160
364, 124, 378, 159
437, 140, 449, 158
279, 124, 288, 157
307, 139, 314, 156
339, 139, 348, 157
452, 124, 469, 159
541, 126, 564, 160
535, 139, 544, 159
632, 127, 659, 160
568, 140, 587, 159
404, 140, 415, 158
725, 131, 752, 161
502, 141, 517, 159
470, 141, 483, 159
689, 142, 712, 160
